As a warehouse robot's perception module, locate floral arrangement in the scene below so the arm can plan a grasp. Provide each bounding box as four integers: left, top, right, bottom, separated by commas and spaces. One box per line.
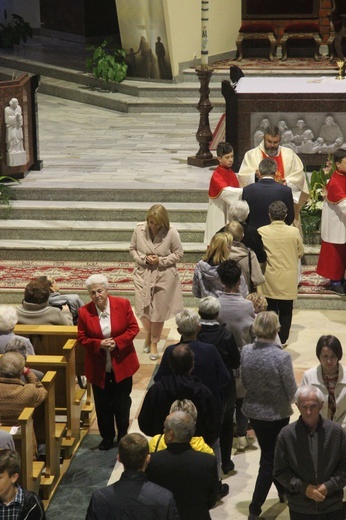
300, 156, 334, 239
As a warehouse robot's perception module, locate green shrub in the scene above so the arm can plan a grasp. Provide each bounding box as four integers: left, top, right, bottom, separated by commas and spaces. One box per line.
0, 10, 33, 49
86, 39, 127, 84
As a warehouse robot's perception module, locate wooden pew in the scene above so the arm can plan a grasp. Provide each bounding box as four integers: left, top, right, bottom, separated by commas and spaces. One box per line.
26, 340, 94, 458
34, 370, 66, 499
14, 325, 94, 429
1, 371, 63, 499
14, 324, 83, 374
2, 407, 45, 495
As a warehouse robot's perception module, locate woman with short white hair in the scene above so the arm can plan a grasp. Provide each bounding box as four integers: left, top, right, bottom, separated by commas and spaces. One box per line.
78, 274, 140, 450
0, 306, 34, 355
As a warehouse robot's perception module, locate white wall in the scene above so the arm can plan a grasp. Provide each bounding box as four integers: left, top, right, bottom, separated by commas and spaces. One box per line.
163, 0, 241, 76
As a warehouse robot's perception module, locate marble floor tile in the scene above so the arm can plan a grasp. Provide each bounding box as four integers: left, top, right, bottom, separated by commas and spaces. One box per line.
102, 308, 346, 520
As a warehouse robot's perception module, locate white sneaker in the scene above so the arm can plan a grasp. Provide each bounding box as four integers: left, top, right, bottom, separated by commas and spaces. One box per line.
237, 435, 255, 451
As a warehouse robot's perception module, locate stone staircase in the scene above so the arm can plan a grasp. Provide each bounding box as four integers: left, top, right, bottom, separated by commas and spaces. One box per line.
1, 185, 345, 310
0, 53, 226, 113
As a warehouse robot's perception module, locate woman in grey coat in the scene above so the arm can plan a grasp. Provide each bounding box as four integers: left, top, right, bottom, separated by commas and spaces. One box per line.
241, 311, 297, 520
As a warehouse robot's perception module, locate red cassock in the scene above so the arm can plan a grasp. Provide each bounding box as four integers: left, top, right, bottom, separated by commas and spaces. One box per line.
208, 165, 239, 198
78, 296, 139, 388
317, 170, 346, 280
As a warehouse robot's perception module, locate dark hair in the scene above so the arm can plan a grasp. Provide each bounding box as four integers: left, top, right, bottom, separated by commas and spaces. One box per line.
0, 449, 21, 476
258, 158, 277, 176
217, 259, 241, 288
316, 335, 343, 361
269, 201, 287, 221
35, 276, 52, 288
24, 281, 50, 304
264, 125, 280, 138
216, 142, 233, 158
118, 433, 149, 471
334, 148, 346, 165
169, 344, 194, 375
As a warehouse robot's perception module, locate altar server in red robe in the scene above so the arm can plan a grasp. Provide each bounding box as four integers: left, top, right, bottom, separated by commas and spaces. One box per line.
317, 148, 346, 294
204, 142, 242, 244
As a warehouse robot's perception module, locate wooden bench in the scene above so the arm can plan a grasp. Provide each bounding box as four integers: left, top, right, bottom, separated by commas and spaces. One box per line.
14, 324, 83, 374
26, 340, 94, 458
35, 371, 66, 499
2, 407, 44, 495
1, 371, 64, 499
13, 325, 94, 429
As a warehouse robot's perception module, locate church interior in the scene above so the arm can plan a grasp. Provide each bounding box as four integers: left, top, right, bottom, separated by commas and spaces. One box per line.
1, 1, 346, 519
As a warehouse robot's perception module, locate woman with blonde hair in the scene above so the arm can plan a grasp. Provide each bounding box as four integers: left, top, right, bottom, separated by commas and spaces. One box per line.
241, 311, 297, 519
129, 204, 184, 360
192, 232, 247, 298
149, 399, 214, 454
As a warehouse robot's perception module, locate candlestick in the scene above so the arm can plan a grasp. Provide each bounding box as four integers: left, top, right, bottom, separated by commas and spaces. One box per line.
201, 0, 209, 69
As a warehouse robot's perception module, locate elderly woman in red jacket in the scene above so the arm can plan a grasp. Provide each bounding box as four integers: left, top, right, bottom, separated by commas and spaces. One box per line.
78, 274, 139, 450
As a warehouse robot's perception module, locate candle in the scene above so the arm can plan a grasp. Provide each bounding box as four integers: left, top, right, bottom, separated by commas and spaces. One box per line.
201, 0, 209, 69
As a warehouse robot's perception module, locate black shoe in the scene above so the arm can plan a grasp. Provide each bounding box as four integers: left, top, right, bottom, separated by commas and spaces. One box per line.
278, 492, 286, 503
99, 439, 113, 451
218, 482, 229, 499
222, 461, 235, 474
329, 283, 345, 295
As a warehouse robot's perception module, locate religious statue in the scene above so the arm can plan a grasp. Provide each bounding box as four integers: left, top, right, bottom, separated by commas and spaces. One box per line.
4, 98, 26, 167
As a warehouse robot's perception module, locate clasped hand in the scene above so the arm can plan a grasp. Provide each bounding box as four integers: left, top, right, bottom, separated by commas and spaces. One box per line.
100, 338, 116, 352
146, 254, 159, 265
305, 484, 327, 502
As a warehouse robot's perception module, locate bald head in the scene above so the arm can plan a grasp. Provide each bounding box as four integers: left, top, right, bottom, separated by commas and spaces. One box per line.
164, 411, 196, 444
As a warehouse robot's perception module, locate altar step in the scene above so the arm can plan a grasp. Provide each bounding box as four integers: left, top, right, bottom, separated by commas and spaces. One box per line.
0, 182, 341, 309
0, 54, 226, 113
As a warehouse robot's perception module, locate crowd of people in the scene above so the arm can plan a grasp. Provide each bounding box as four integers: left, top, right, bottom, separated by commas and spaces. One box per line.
1, 127, 346, 520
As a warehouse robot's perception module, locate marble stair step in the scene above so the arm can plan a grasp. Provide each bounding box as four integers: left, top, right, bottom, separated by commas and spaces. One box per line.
4, 200, 208, 222
0, 239, 206, 263
0, 220, 205, 243
11, 187, 208, 204
0, 57, 225, 113
38, 76, 225, 113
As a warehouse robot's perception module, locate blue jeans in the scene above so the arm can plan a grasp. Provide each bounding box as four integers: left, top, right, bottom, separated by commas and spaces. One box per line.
249, 417, 289, 516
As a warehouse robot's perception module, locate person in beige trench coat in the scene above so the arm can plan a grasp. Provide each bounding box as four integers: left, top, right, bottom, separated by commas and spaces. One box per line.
129, 204, 184, 360
258, 200, 304, 346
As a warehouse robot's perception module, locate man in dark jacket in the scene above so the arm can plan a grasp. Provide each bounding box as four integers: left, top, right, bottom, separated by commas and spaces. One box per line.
0, 449, 46, 520
86, 433, 179, 520
242, 157, 295, 229
197, 295, 240, 474
146, 411, 219, 520
274, 385, 346, 520
139, 345, 221, 447
154, 308, 230, 413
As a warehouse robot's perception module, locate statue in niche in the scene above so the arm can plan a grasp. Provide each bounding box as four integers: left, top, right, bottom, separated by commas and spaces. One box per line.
317, 115, 344, 153
4, 98, 26, 167
5, 98, 25, 153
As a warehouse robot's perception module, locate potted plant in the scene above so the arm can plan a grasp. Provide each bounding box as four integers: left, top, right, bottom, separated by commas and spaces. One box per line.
0, 10, 32, 49
300, 157, 334, 244
86, 39, 127, 84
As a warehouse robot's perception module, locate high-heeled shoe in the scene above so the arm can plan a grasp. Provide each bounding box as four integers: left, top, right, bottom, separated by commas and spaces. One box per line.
149, 353, 159, 361
143, 346, 150, 354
